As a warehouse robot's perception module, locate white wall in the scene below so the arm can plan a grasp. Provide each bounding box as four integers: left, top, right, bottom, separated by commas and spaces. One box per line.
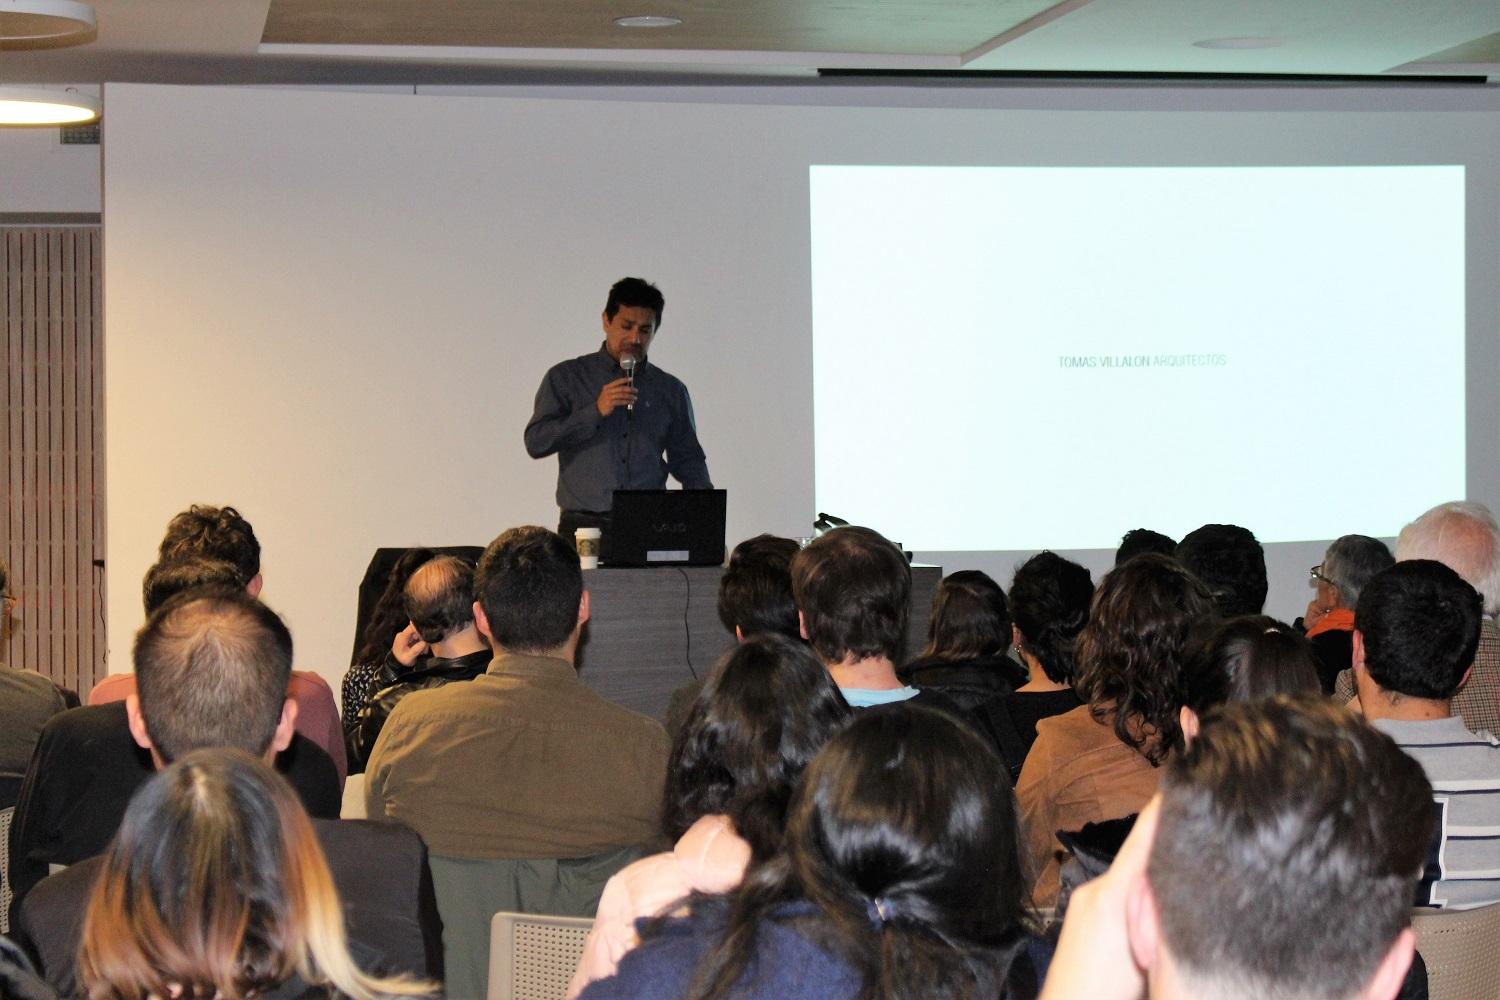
99, 82, 1500, 685
0, 126, 100, 213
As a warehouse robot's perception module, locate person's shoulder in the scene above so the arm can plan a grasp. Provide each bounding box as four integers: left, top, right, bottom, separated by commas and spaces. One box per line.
38, 701, 130, 743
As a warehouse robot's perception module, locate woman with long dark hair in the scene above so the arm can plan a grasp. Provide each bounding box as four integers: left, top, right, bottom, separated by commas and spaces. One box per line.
568, 633, 851, 996
78, 749, 435, 1000
1015, 553, 1214, 908
581, 706, 1031, 1000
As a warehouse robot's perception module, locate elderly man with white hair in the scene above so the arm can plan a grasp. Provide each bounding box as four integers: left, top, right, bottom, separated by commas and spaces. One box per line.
1335, 500, 1500, 737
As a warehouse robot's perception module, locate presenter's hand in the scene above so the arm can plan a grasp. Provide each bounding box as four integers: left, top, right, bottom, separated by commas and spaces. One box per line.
595, 377, 638, 417
391, 622, 429, 668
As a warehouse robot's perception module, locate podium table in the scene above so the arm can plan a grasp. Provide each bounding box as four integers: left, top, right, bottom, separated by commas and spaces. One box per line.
575, 564, 941, 721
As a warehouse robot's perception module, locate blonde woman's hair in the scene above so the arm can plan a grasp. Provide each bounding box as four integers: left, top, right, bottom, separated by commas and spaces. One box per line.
78, 748, 437, 1000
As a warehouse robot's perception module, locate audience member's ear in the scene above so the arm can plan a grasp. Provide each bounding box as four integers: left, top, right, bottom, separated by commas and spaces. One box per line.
1178, 705, 1201, 747
577, 589, 591, 628
1012, 624, 1024, 650
124, 693, 154, 752
798, 610, 809, 641
473, 601, 494, 642
734, 625, 745, 643
269, 698, 299, 757
1360, 927, 1415, 1000
1125, 873, 1163, 979
246, 572, 264, 599
1352, 628, 1366, 675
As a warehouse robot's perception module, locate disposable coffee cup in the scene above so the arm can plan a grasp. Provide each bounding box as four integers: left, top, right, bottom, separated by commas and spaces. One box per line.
576, 527, 602, 569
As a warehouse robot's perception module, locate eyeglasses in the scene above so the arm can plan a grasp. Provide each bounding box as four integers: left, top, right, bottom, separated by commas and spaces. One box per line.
1308, 564, 1335, 587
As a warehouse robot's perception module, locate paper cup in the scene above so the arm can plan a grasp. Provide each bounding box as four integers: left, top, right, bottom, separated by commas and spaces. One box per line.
576, 526, 602, 569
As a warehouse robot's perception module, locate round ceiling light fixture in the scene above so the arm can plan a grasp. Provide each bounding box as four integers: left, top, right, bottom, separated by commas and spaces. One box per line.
0, 85, 99, 125
0, 0, 97, 44
613, 14, 682, 28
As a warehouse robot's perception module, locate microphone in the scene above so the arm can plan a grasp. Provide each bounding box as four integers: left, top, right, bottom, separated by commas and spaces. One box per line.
621, 354, 637, 412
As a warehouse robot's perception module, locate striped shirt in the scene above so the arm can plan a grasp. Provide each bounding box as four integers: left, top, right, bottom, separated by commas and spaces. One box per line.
1373, 716, 1500, 910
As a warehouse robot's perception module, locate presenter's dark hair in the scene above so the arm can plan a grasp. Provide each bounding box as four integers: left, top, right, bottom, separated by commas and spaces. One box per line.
354, 547, 436, 667
403, 555, 476, 645
663, 634, 851, 861
1355, 560, 1482, 701
920, 570, 1010, 662
678, 706, 1026, 1000
791, 526, 910, 665
1010, 552, 1094, 685
133, 586, 293, 763
142, 556, 243, 615
1075, 553, 1215, 765
716, 534, 801, 640
157, 504, 261, 586
1182, 615, 1319, 716
475, 526, 583, 653
1176, 523, 1267, 617
1151, 696, 1432, 998
605, 277, 665, 325
1116, 528, 1177, 566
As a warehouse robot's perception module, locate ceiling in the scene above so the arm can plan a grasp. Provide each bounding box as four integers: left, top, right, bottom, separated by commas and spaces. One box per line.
1, 0, 1497, 88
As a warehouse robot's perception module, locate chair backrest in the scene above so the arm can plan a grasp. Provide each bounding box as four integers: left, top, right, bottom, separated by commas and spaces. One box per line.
487, 911, 593, 1000
430, 846, 642, 1000
0, 805, 13, 934
1411, 902, 1500, 1000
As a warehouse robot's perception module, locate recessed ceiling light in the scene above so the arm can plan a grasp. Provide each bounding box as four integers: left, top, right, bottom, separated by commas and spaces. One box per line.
613, 15, 682, 29
1192, 37, 1287, 50
0, 0, 97, 43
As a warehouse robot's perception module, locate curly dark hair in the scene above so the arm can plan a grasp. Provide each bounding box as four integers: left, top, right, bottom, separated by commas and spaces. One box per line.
1074, 553, 1216, 765
1009, 552, 1094, 684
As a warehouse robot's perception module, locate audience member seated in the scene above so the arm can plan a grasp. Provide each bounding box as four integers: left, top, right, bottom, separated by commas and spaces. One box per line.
1114, 528, 1176, 566
1049, 611, 1322, 926
1039, 696, 1432, 1000
0, 556, 67, 780
366, 526, 669, 1000
1301, 534, 1394, 693
568, 633, 852, 997
76, 748, 436, 1000
663, 534, 802, 740
987, 552, 1093, 781
1180, 615, 1321, 740
1017, 553, 1214, 909
12, 588, 439, 995
1175, 522, 1267, 617
346, 555, 489, 772
343, 546, 436, 729
899, 570, 1027, 708
580, 706, 1037, 1000
87, 504, 347, 783
6, 590, 340, 930
1336, 501, 1500, 738
1353, 559, 1500, 908
790, 526, 968, 720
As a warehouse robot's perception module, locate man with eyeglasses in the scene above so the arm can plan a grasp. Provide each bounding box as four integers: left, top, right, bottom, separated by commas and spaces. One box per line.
0, 557, 68, 779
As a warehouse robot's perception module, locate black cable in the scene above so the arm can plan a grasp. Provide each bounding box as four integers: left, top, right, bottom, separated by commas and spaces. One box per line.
677, 566, 697, 679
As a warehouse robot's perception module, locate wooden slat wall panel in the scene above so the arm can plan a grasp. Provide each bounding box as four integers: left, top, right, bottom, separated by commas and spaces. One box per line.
1, 226, 105, 695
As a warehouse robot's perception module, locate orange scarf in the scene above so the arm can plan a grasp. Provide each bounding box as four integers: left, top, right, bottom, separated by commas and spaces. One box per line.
1306, 607, 1355, 638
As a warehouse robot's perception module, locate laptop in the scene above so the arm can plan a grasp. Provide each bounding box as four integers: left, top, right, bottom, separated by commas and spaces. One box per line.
602, 489, 727, 567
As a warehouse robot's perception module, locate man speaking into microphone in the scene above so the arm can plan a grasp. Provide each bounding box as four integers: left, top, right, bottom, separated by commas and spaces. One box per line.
524, 277, 713, 545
